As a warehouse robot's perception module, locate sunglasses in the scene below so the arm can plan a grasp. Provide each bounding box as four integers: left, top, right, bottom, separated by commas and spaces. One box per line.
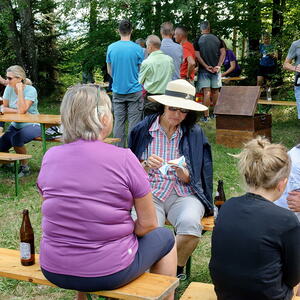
6, 76, 15, 81
168, 106, 189, 113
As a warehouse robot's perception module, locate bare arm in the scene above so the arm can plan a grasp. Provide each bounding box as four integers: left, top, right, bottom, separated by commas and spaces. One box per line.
283, 57, 300, 72
186, 56, 196, 79
107, 63, 112, 77
0, 76, 7, 86
287, 190, 300, 212
222, 61, 236, 77
134, 192, 158, 237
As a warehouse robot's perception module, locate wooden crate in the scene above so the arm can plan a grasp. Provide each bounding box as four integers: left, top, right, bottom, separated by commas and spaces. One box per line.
214, 86, 272, 148
216, 128, 272, 148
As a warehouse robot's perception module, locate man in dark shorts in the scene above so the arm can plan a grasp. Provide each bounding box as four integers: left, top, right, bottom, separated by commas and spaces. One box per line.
194, 21, 225, 122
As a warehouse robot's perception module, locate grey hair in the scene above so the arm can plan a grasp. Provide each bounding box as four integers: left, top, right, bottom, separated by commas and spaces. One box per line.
200, 21, 210, 31
160, 22, 174, 36
146, 35, 161, 49
60, 84, 112, 143
6, 65, 32, 85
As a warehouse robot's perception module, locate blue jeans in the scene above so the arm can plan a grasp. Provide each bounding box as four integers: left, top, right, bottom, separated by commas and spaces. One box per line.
295, 86, 300, 119
112, 91, 143, 148
0, 124, 41, 151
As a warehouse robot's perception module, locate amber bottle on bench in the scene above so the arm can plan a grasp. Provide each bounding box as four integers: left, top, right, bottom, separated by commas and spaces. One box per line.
214, 180, 226, 209
20, 209, 35, 266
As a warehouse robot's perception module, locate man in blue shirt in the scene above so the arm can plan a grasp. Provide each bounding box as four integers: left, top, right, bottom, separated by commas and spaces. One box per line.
106, 20, 144, 147
160, 22, 183, 80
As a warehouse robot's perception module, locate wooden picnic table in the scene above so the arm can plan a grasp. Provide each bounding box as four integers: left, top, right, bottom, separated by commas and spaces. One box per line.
0, 114, 120, 154
257, 99, 297, 113
222, 76, 246, 82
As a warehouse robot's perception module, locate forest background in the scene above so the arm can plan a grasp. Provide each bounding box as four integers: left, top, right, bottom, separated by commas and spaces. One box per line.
0, 0, 300, 101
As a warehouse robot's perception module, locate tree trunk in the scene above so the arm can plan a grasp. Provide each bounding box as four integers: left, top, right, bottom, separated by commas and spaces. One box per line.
272, 0, 285, 61
0, 0, 24, 66
17, 0, 38, 84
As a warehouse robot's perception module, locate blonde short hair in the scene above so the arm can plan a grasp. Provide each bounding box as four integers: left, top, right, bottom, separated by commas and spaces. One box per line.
6, 65, 32, 85
146, 35, 161, 49
234, 136, 291, 190
60, 84, 112, 143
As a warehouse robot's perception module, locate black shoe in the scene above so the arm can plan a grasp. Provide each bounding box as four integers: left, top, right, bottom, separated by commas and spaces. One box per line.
176, 273, 187, 281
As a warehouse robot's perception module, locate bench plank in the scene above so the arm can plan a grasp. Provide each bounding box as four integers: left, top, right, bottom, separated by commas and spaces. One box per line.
180, 282, 216, 300
33, 137, 121, 144
0, 248, 179, 300
0, 152, 32, 161
258, 100, 297, 106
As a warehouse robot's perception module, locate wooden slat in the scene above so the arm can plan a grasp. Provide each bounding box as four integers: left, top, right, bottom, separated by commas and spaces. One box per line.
0, 114, 61, 125
0, 248, 178, 300
180, 282, 216, 300
221, 76, 246, 82
257, 100, 297, 106
0, 152, 32, 161
166, 216, 214, 232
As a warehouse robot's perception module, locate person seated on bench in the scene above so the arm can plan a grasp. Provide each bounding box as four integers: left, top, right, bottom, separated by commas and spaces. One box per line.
210, 137, 300, 300
128, 79, 213, 280
37, 84, 176, 300
0, 65, 40, 177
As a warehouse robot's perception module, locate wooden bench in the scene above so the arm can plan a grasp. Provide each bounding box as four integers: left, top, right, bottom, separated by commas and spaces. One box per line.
0, 248, 179, 300
257, 99, 297, 113
180, 282, 300, 300
33, 136, 121, 144
0, 152, 32, 196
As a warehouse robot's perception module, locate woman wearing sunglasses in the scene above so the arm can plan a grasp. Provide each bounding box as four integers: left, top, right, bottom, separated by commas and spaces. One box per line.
0, 65, 40, 177
128, 79, 213, 279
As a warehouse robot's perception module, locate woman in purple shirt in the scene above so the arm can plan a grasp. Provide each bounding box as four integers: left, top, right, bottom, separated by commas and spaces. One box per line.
221, 41, 241, 78
37, 85, 176, 300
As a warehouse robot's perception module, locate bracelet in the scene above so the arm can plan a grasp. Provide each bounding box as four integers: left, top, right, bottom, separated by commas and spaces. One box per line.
141, 160, 149, 168
0, 105, 3, 115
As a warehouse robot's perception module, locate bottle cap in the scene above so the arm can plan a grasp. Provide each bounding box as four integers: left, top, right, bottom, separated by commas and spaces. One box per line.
22, 209, 29, 214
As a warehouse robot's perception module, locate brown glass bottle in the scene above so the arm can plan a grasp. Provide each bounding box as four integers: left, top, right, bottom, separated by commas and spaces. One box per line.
214, 180, 226, 209
20, 209, 35, 266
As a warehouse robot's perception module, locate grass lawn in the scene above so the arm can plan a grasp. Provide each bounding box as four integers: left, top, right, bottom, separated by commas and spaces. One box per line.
0, 99, 299, 299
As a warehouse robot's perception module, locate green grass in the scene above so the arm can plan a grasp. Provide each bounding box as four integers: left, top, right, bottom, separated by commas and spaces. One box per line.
0, 100, 299, 299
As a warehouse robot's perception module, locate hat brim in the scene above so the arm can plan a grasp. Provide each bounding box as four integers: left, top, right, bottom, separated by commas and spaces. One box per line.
148, 95, 208, 112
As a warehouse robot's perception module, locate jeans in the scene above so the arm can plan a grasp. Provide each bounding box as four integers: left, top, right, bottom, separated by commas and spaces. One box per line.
112, 91, 143, 148
295, 86, 300, 119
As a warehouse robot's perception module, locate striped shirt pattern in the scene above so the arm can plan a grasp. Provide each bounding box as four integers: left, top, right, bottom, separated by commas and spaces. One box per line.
141, 116, 194, 201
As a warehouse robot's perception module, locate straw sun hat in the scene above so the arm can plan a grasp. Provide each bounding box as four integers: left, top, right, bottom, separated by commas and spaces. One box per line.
148, 79, 208, 112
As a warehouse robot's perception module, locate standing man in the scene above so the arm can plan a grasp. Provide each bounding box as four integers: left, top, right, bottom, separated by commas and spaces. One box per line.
160, 22, 183, 80
106, 19, 144, 147
174, 26, 196, 83
139, 35, 174, 116
283, 39, 300, 119
194, 21, 225, 122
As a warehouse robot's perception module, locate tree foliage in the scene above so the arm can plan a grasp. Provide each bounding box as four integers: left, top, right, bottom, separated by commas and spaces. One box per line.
0, 0, 299, 98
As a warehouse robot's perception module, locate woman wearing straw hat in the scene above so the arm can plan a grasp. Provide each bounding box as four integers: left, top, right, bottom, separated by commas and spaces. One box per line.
129, 79, 213, 279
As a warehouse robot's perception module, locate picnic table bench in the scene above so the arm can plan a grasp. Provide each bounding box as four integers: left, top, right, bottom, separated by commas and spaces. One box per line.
0, 248, 179, 300
0, 152, 32, 196
180, 282, 300, 300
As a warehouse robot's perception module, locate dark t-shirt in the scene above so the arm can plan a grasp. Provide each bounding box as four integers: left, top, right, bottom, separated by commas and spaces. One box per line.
210, 193, 300, 300
194, 33, 223, 69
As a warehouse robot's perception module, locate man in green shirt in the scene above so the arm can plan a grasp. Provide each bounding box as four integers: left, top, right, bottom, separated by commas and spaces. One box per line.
139, 35, 174, 116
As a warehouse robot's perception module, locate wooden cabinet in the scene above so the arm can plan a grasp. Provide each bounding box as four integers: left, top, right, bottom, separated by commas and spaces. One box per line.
214, 86, 272, 148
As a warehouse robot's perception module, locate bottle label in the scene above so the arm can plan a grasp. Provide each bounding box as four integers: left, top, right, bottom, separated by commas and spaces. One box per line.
215, 191, 219, 197
20, 242, 31, 260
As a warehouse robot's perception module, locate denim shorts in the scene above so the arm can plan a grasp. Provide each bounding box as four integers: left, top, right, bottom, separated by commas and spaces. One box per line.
41, 227, 175, 292
197, 70, 222, 89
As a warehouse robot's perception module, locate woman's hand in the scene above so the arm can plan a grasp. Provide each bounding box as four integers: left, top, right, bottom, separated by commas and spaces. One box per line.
146, 154, 164, 169
171, 165, 190, 184
16, 82, 24, 92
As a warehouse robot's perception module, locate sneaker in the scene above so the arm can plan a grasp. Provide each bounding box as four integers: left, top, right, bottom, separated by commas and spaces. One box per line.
200, 116, 210, 123
176, 273, 187, 281
18, 165, 30, 178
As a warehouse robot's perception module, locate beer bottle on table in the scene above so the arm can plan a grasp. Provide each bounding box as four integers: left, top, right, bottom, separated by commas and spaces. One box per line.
20, 209, 35, 266
215, 180, 226, 209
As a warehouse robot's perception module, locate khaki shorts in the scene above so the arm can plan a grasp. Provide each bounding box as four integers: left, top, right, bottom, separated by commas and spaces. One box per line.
154, 190, 205, 237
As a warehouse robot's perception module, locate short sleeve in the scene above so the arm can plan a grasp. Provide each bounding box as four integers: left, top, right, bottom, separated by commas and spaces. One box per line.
287, 43, 296, 60
125, 149, 151, 199
193, 36, 200, 51
139, 60, 151, 84
24, 86, 37, 102
106, 45, 111, 63
3, 86, 11, 100
137, 46, 144, 65
183, 46, 193, 60
228, 50, 236, 62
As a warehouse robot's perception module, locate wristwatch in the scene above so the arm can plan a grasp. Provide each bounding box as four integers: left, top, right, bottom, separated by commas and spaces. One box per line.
141, 160, 149, 168
0, 105, 3, 115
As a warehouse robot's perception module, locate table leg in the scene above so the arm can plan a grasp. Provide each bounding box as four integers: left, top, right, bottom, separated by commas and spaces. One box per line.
14, 160, 19, 196
41, 124, 46, 154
